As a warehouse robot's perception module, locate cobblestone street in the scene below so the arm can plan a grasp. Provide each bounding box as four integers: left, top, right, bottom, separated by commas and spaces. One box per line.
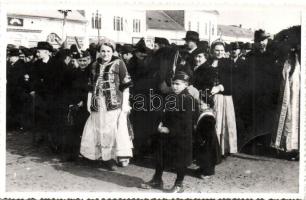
6, 130, 299, 193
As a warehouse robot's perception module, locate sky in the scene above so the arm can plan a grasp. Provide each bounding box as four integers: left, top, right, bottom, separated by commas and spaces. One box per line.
217, 6, 301, 34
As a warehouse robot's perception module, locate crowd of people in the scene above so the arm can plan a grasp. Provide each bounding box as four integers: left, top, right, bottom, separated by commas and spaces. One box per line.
6, 26, 301, 193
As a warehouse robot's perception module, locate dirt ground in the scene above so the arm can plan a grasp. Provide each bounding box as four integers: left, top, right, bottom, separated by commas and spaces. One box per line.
6, 130, 299, 193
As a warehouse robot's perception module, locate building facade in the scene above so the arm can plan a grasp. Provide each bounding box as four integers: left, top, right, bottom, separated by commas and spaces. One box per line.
146, 10, 219, 46
7, 10, 87, 48
7, 10, 223, 50
146, 10, 186, 47
85, 9, 146, 45
184, 10, 219, 43
218, 25, 254, 43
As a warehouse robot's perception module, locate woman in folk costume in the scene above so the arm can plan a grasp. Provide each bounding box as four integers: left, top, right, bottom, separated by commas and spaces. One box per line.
80, 43, 133, 170
271, 26, 301, 158
199, 40, 238, 157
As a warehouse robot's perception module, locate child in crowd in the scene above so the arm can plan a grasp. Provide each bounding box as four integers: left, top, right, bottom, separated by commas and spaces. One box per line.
140, 71, 195, 193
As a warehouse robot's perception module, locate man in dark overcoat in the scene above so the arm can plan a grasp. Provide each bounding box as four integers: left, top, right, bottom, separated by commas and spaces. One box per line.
183, 31, 199, 68
31, 42, 63, 152
240, 30, 281, 153
128, 38, 157, 158
6, 48, 27, 130
228, 42, 248, 147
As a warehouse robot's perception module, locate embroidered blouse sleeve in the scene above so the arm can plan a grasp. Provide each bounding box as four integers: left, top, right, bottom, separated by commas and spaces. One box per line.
118, 59, 133, 91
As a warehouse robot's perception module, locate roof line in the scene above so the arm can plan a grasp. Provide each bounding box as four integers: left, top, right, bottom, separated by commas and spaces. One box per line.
149, 28, 186, 32
160, 11, 185, 30
202, 10, 219, 15
7, 13, 87, 23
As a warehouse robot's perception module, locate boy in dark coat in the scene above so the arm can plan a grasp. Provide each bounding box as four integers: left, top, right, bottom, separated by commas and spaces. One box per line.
140, 71, 195, 193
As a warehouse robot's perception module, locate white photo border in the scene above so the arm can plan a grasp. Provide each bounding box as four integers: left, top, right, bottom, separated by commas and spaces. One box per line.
1, 0, 305, 199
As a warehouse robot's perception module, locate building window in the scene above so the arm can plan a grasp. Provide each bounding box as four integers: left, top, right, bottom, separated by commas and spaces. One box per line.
197, 22, 200, 33
212, 24, 215, 36
205, 23, 208, 35
133, 19, 141, 32
92, 13, 95, 29
188, 21, 191, 30
92, 12, 102, 29
113, 16, 123, 31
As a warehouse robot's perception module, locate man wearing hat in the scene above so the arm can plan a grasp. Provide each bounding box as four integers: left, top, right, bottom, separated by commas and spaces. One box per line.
241, 42, 253, 59
228, 42, 248, 145
128, 38, 158, 158
153, 37, 170, 53
31, 41, 63, 152
140, 71, 195, 193
7, 48, 28, 131
21, 48, 34, 64
18, 47, 26, 62
183, 31, 200, 67
61, 50, 90, 161
230, 42, 242, 62
120, 44, 134, 64
184, 31, 199, 53
88, 43, 97, 61
239, 29, 281, 154
127, 38, 151, 81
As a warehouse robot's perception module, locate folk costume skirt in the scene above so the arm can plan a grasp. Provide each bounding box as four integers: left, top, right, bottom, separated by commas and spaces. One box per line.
271, 59, 300, 152
214, 94, 238, 155
80, 96, 133, 161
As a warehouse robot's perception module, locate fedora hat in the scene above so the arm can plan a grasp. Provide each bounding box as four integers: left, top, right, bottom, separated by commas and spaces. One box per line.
8, 48, 21, 57
183, 31, 199, 42
154, 37, 170, 46
243, 42, 253, 50
121, 44, 135, 54
73, 50, 91, 59
254, 29, 270, 43
21, 48, 34, 57
37, 41, 53, 52
134, 38, 151, 54
230, 42, 241, 50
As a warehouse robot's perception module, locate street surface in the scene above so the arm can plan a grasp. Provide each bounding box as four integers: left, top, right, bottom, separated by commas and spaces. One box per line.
6, 131, 299, 193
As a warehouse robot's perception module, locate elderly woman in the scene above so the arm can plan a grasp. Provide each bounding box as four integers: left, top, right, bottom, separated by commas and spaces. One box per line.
194, 41, 237, 158
80, 43, 133, 170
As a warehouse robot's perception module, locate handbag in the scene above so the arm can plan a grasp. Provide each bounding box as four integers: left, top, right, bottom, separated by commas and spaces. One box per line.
90, 94, 100, 112
196, 88, 216, 128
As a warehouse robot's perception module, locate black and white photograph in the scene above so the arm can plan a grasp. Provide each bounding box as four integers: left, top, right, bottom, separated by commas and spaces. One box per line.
3, 0, 305, 198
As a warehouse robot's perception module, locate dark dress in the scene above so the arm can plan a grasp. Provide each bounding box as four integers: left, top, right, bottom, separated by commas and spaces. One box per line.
192, 61, 223, 175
